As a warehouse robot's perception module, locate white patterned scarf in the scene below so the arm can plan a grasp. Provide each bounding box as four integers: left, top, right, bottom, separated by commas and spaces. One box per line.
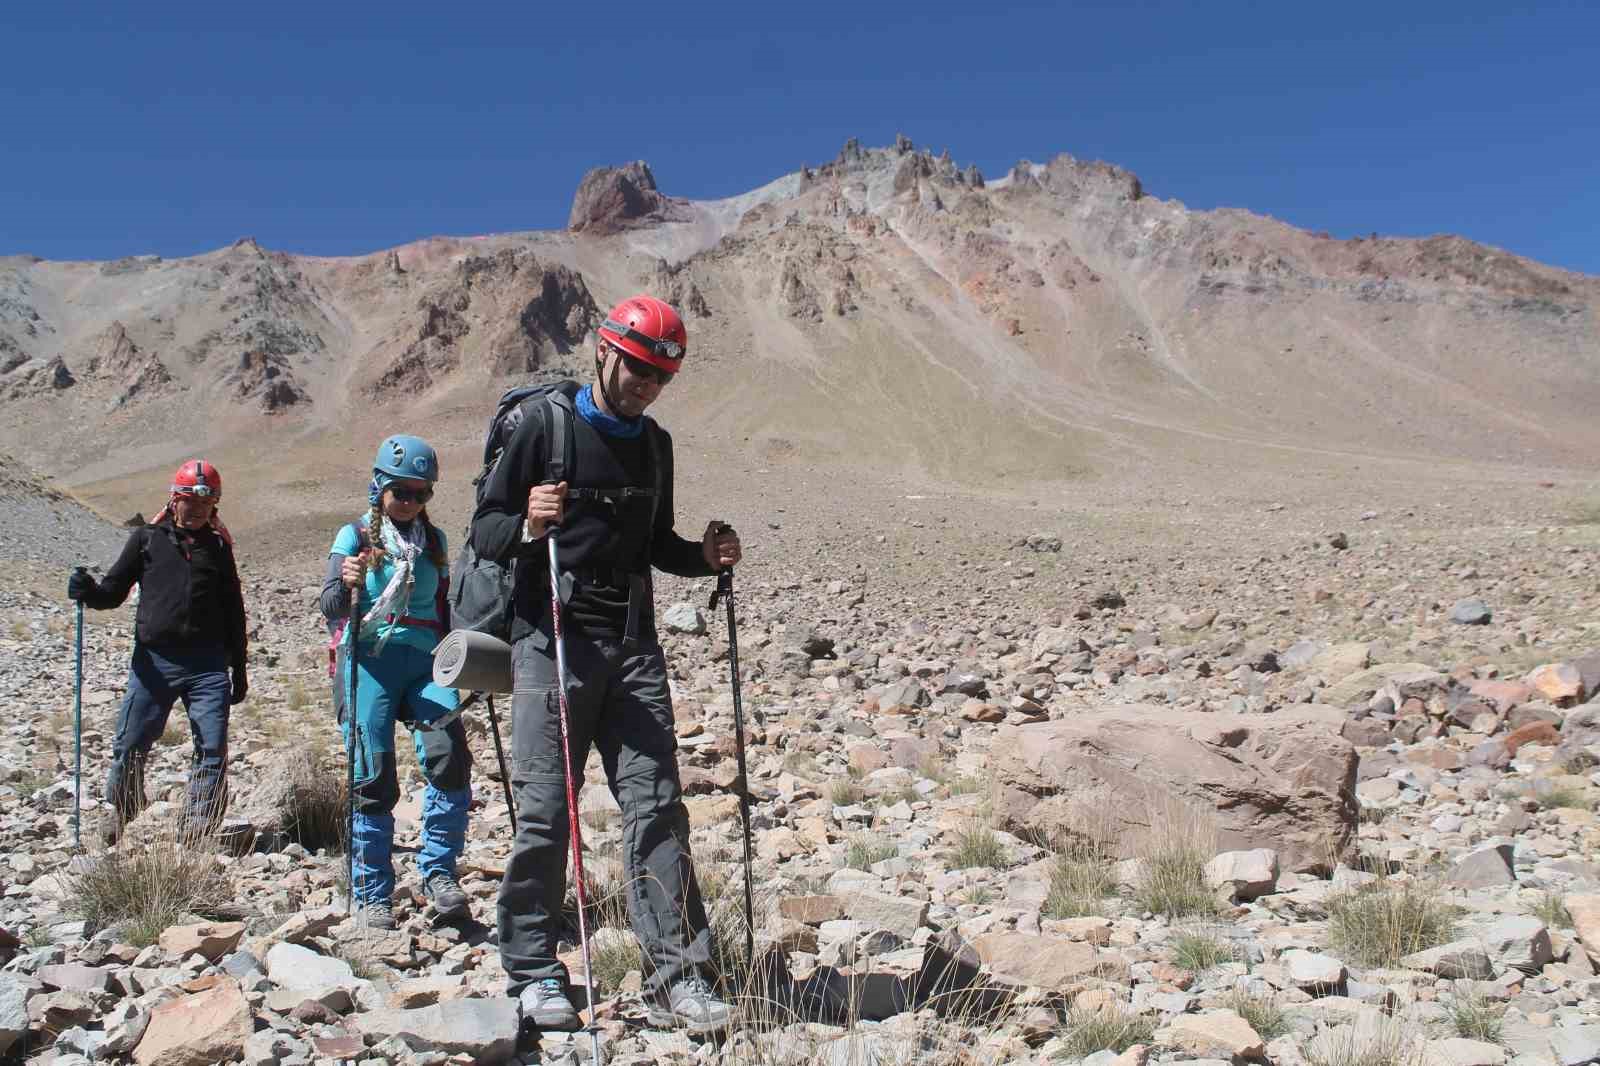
361, 517, 426, 655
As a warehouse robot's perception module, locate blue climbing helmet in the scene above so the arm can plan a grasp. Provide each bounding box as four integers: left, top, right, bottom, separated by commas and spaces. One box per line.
373, 434, 439, 483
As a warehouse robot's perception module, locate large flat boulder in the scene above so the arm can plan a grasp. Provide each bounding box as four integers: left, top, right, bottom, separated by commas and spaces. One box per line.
991, 706, 1357, 873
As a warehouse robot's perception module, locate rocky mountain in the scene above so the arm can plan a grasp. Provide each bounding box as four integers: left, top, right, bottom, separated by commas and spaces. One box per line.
0, 136, 1593, 492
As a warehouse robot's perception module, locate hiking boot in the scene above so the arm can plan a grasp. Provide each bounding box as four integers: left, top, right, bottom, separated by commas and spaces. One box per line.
423, 871, 469, 919
358, 900, 397, 930
518, 978, 580, 1031
646, 973, 734, 1034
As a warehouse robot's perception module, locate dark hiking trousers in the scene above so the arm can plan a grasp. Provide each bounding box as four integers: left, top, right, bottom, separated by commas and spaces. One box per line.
107, 643, 231, 831
497, 629, 712, 999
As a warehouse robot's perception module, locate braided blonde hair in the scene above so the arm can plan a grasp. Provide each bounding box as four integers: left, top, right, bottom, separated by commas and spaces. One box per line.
366, 502, 387, 565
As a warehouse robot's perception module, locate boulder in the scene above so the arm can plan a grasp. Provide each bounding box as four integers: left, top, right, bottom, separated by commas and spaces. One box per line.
970, 932, 1107, 991
1448, 845, 1516, 889
1156, 1011, 1265, 1059
1528, 663, 1585, 706
132, 978, 251, 1066
159, 921, 245, 962
991, 706, 1358, 873
1449, 599, 1492, 625
1283, 949, 1346, 990
265, 942, 356, 991
1319, 662, 1436, 708
1205, 848, 1280, 901
0, 973, 25, 1056
1479, 915, 1553, 973
349, 999, 518, 1061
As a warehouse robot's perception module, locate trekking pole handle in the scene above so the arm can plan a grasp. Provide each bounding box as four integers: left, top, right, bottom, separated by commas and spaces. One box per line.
708, 524, 735, 610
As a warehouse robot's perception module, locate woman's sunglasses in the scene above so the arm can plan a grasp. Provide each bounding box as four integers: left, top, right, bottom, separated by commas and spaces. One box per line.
388, 485, 434, 504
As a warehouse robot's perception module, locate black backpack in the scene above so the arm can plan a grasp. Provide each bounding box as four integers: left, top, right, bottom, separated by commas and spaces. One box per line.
450, 380, 663, 640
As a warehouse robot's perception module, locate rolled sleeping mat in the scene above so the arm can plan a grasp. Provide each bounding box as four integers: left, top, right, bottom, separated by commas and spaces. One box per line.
432, 630, 514, 693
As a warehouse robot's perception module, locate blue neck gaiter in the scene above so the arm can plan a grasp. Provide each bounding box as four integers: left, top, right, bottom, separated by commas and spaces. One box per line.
576, 384, 644, 439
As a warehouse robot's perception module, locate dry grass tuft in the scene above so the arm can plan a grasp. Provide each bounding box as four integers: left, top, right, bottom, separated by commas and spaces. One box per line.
1325, 874, 1456, 968
1055, 1006, 1156, 1057
949, 823, 1008, 870
70, 830, 234, 947
1134, 802, 1218, 919
281, 757, 348, 853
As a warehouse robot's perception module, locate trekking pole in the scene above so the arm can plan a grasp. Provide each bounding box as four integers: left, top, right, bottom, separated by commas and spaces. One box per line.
346, 587, 362, 917
72, 568, 86, 849
547, 532, 602, 1065
707, 542, 755, 970
484, 694, 517, 839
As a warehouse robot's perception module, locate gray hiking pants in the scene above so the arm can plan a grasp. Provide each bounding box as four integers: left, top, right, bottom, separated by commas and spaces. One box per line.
497, 630, 712, 999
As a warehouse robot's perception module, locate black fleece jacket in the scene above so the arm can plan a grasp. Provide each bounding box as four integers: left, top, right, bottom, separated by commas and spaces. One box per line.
80, 518, 248, 671
470, 386, 712, 643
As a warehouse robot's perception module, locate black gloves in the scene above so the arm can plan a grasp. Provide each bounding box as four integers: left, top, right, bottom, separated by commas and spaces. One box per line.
230, 666, 249, 706
67, 568, 95, 602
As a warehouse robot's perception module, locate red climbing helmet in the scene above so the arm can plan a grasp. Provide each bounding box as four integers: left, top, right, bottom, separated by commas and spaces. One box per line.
170, 460, 223, 499
597, 295, 687, 374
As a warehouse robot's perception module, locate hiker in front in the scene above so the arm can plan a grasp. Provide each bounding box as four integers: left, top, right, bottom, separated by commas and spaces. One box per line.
67, 460, 247, 845
471, 295, 742, 1034
320, 435, 472, 930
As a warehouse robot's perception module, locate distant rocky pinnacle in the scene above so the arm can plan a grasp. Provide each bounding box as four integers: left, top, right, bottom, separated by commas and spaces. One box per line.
568, 160, 688, 235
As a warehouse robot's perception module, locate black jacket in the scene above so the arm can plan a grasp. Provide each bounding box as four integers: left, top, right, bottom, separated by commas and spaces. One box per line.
81, 518, 248, 670
470, 385, 712, 644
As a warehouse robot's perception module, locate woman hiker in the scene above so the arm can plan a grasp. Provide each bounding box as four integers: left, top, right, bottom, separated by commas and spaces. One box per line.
319, 434, 472, 928
67, 460, 248, 845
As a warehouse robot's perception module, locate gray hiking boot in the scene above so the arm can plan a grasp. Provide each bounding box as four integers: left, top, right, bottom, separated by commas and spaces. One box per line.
519, 978, 579, 1031
358, 900, 397, 930
646, 973, 734, 1034
423, 871, 469, 919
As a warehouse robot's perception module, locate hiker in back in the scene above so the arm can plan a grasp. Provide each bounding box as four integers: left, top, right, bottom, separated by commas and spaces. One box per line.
319, 435, 472, 929
470, 295, 742, 1034
67, 460, 247, 845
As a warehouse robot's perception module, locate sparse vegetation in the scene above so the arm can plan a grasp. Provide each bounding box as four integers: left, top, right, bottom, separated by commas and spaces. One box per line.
1304, 1019, 1420, 1066
1529, 890, 1573, 928
70, 834, 233, 947
1043, 832, 1119, 919
1227, 989, 1289, 1040
286, 678, 310, 711
587, 926, 644, 997
1566, 496, 1600, 526
1537, 787, 1596, 812
1136, 839, 1216, 919
160, 715, 189, 746
282, 758, 347, 853
1055, 1007, 1156, 1057
950, 823, 1008, 870
1325, 876, 1456, 968
582, 806, 617, 832
829, 778, 865, 806
1169, 928, 1233, 972
845, 835, 897, 871
945, 775, 986, 797
1448, 987, 1505, 1043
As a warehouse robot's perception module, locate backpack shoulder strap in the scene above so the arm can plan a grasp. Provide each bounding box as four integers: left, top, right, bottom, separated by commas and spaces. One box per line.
545, 389, 576, 486
643, 416, 664, 543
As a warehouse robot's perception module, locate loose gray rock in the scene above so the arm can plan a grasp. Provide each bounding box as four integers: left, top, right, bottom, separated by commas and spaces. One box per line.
1449, 598, 1492, 625
661, 603, 706, 636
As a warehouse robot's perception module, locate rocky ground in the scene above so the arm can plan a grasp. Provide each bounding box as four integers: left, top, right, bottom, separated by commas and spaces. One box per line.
2, 463, 1600, 1066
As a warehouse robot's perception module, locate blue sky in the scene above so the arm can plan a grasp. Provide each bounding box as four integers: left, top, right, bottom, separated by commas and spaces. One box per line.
3, 1, 1597, 274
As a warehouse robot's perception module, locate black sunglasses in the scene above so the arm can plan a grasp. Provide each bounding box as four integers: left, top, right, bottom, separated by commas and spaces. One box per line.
388, 484, 434, 504
618, 350, 675, 386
